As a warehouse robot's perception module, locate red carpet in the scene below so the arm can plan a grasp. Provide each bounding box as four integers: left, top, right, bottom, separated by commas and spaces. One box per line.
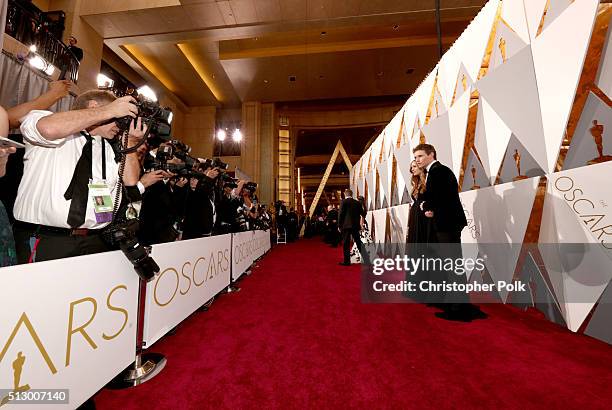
94, 238, 612, 409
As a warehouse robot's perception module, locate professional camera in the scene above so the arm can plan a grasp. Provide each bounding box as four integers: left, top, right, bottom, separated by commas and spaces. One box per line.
114, 90, 173, 144
103, 219, 160, 282
144, 140, 206, 179
220, 173, 238, 189
200, 157, 229, 171
243, 181, 258, 193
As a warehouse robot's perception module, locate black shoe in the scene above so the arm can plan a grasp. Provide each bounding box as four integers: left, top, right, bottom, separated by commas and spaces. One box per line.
434, 311, 473, 322
468, 305, 489, 320
338, 262, 351, 266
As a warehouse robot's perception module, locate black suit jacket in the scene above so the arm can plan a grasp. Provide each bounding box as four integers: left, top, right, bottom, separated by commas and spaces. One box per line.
338, 197, 365, 230
422, 161, 467, 233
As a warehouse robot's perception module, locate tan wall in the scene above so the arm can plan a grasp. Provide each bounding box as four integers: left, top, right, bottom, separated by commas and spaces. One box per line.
181, 106, 216, 159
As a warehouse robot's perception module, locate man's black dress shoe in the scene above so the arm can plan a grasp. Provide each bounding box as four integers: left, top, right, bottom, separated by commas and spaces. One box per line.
338, 262, 351, 266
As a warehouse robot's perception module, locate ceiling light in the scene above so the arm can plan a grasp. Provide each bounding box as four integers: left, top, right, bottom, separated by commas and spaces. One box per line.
232, 129, 242, 142
263, 79, 269, 84
406, 68, 415, 74
377, 71, 384, 77
137, 85, 157, 101
320, 31, 327, 36
289, 75, 296, 82
217, 129, 226, 141
97, 73, 114, 89
392, 25, 400, 31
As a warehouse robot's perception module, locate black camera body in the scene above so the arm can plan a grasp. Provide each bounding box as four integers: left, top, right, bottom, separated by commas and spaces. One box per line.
219, 173, 238, 189
200, 157, 229, 171
114, 91, 173, 144
243, 181, 258, 193
144, 140, 206, 180
103, 219, 160, 282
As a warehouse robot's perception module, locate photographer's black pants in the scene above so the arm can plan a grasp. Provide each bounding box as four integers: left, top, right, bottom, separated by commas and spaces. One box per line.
342, 228, 369, 264
13, 223, 111, 263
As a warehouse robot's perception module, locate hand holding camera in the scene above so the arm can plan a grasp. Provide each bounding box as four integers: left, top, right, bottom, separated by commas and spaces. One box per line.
104, 95, 138, 119
127, 117, 149, 147
140, 169, 174, 188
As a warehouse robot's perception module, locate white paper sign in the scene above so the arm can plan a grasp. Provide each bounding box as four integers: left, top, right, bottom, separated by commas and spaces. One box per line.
143, 235, 232, 347
0, 252, 140, 409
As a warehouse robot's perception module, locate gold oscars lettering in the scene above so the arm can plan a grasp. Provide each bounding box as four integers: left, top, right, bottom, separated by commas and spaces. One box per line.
0, 285, 130, 405
470, 165, 480, 190
513, 149, 528, 181
153, 248, 231, 307
554, 176, 612, 250
587, 120, 612, 164
499, 37, 507, 63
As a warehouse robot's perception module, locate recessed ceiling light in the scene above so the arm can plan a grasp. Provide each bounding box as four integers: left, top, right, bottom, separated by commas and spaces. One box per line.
289, 75, 297, 82
319, 75, 325, 80
392, 25, 400, 31
263, 79, 269, 84
320, 31, 327, 36
406, 68, 415, 74
377, 71, 384, 77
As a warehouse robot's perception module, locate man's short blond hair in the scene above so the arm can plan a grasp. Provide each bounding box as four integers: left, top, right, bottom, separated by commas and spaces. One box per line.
71, 90, 116, 110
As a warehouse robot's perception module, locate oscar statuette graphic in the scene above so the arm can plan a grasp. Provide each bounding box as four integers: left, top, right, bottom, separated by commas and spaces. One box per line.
513, 149, 528, 181
0, 352, 31, 406
587, 120, 612, 164
499, 37, 507, 63
470, 165, 480, 190
462, 74, 467, 91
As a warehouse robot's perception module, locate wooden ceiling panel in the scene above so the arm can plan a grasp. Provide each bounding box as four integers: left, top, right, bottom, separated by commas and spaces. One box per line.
279, 0, 308, 21
253, 0, 282, 22
183, 3, 226, 28
229, 0, 259, 25
130, 42, 218, 106
220, 45, 438, 102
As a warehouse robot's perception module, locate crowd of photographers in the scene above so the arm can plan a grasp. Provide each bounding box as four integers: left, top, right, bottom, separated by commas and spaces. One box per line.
0, 85, 272, 278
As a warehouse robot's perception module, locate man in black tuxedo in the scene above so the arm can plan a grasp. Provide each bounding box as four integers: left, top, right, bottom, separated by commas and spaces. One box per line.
338, 189, 369, 266
413, 144, 485, 322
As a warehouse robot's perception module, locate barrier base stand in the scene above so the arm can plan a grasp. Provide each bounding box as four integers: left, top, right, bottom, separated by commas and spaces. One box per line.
198, 297, 215, 312
107, 353, 167, 389
225, 284, 241, 293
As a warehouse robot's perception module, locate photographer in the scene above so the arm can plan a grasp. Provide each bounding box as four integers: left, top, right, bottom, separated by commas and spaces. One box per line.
216, 179, 245, 234
181, 163, 220, 239
12, 90, 145, 263
136, 170, 182, 246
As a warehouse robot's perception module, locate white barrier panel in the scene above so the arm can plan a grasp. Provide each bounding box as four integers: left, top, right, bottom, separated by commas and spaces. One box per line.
232, 230, 271, 281
143, 235, 232, 348
0, 252, 139, 409
254, 229, 271, 260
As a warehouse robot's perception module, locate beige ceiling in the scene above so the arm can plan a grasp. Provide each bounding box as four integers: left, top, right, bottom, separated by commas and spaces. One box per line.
82, 0, 487, 107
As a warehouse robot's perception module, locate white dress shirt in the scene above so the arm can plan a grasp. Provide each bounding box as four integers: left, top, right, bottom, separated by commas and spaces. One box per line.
425, 160, 438, 183
14, 110, 120, 229
420, 160, 438, 211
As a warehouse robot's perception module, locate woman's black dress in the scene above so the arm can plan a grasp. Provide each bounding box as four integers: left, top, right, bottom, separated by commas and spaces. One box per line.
405, 193, 434, 302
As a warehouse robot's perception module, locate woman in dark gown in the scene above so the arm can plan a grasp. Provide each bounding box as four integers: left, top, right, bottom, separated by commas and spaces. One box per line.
405, 160, 433, 302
